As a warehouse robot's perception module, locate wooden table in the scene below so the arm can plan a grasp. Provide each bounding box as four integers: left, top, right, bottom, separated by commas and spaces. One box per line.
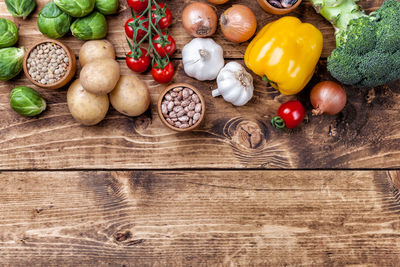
1, 0, 399, 265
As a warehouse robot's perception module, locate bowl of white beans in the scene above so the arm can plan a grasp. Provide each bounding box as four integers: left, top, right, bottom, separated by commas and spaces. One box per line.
23, 39, 76, 90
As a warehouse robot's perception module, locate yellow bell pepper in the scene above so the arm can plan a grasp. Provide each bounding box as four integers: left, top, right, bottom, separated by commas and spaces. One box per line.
245, 16, 323, 95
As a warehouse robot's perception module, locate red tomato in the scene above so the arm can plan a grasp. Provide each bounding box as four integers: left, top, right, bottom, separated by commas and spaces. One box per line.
151, 3, 172, 29
274, 100, 306, 129
127, 0, 149, 14
152, 33, 176, 58
126, 48, 151, 73
124, 16, 149, 42
152, 62, 175, 84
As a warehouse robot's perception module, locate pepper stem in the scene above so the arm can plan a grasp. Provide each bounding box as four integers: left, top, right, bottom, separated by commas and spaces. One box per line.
271, 116, 286, 130
262, 75, 277, 87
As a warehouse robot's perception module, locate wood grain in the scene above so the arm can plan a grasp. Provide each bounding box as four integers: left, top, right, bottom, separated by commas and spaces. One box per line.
0, 0, 399, 170
0, 171, 399, 266
1, 60, 399, 170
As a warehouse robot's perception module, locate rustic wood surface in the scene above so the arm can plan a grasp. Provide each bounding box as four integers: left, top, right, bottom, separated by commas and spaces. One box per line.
1, 1, 399, 265
0, 0, 399, 169
0, 170, 399, 266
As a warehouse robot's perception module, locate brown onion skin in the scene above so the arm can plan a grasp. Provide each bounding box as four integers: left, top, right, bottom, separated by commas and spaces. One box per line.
220, 5, 257, 43
310, 81, 347, 115
182, 2, 217, 38
207, 0, 229, 4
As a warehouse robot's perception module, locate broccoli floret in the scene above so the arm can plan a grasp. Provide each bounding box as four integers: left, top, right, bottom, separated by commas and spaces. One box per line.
339, 17, 376, 55
311, 0, 400, 87
328, 49, 362, 85
375, 0, 400, 19
358, 50, 398, 87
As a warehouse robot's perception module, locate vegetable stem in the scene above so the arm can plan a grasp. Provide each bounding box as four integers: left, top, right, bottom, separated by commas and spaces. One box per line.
309, 0, 365, 40
127, 0, 170, 68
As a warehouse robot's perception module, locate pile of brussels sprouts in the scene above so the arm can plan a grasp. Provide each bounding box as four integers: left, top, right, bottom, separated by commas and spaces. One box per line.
38, 0, 119, 40
0, 18, 24, 81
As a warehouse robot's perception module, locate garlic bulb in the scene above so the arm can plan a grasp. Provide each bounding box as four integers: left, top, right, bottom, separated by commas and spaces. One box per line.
212, 62, 254, 106
182, 38, 224, 81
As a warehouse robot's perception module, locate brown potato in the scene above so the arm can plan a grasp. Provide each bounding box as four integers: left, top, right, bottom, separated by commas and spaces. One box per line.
80, 58, 120, 95
79, 40, 116, 67
109, 75, 150, 117
67, 79, 109, 126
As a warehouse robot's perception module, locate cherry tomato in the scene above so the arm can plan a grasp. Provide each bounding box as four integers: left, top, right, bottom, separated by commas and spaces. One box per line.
152, 62, 175, 84
124, 16, 149, 42
272, 100, 306, 129
151, 3, 172, 29
152, 33, 176, 58
126, 48, 151, 73
127, 0, 149, 14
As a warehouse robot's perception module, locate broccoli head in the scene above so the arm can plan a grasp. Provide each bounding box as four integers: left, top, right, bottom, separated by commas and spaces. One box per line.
311, 0, 400, 87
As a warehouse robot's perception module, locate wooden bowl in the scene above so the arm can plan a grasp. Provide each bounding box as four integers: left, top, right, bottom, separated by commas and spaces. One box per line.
257, 0, 302, 15
157, 83, 206, 132
23, 39, 76, 90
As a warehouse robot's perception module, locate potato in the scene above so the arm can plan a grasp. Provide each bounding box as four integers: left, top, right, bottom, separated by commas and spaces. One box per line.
79, 40, 115, 67
109, 75, 150, 117
67, 79, 109, 126
80, 58, 120, 95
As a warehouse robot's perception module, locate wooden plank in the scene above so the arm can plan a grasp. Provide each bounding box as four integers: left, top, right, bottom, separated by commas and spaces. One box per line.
1, 60, 399, 170
0, 0, 399, 170
0, 170, 399, 266
0, 0, 386, 59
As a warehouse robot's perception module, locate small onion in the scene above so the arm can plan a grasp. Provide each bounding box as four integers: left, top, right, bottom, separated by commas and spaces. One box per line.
207, 0, 229, 4
220, 5, 257, 43
182, 2, 217, 38
310, 81, 347, 115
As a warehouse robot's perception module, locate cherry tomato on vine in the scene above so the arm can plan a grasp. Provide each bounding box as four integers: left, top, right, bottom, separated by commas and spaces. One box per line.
152, 61, 175, 84
127, 0, 149, 14
271, 100, 306, 129
126, 48, 151, 73
151, 3, 172, 29
152, 33, 176, 58
124, 16, 149, 42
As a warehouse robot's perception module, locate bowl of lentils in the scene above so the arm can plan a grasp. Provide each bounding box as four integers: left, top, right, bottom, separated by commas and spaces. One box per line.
23, 40, 76, 90
158, 83, 206, 132
257, 0, 302, 15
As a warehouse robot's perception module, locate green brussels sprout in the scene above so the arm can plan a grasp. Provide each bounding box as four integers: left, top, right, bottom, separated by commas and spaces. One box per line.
0, 18, 18, 48
37, 2, 72, 39
10, 86, 47, 117
0, 47, 24, 81
95, 0, 119, 15
71, 12, 108, 40
5, 0, 36, 19
54, 0, 95, 18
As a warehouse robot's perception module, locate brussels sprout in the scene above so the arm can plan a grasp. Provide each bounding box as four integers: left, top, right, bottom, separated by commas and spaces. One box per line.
0, 18, 18, 48
71, 12, 108, 40
5, 0, 36, 19
37, 2, 72, 39
95, 0, 119, 15
54, 0, 95, 18
0, 47, 24, 81
10, 86, 46, 117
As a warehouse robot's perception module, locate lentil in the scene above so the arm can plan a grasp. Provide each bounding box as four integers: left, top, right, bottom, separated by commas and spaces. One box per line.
161, 86, 203, 129
27, 42, 69, 85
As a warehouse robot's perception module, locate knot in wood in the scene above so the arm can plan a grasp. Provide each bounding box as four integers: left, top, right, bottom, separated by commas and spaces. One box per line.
114, 231, 131, 242
134, 115, 152, 130
231, 120, 265, 150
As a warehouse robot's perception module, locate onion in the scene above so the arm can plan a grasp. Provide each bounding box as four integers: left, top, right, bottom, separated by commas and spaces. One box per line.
182, 2, 217, 38
310, 81, 347, 115
207, 0, 229, 4
220, 5, 257, 43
